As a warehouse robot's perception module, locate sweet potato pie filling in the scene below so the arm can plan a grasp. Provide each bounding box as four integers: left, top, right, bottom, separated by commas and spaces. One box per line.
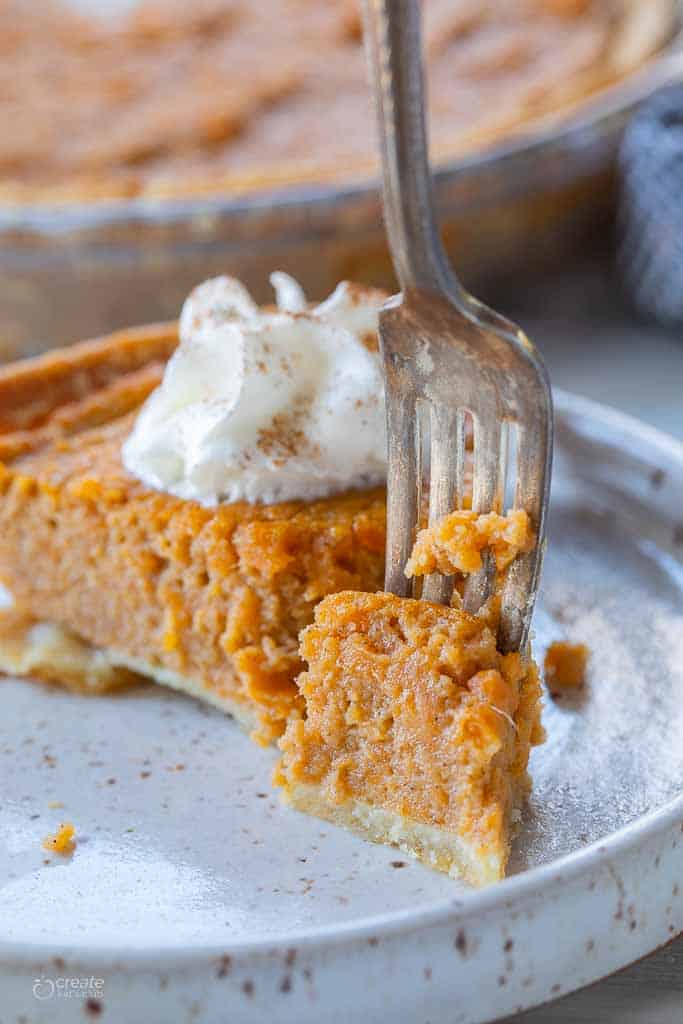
275, 591, 543, 885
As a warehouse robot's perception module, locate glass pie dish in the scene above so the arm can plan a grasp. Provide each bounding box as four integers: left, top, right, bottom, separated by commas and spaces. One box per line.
0, 1, 680, 361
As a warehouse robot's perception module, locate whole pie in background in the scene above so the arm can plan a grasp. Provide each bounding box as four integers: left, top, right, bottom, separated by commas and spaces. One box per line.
0, 0, 675, 203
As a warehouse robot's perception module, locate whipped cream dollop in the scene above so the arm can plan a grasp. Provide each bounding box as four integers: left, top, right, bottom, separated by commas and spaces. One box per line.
122, 274, 388, 505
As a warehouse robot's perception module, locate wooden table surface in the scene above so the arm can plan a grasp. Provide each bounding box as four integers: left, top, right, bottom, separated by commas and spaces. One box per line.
497, 258, 683, 1024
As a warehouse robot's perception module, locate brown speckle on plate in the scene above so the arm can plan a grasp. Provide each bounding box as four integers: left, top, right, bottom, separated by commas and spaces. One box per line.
216, 954, 232, 979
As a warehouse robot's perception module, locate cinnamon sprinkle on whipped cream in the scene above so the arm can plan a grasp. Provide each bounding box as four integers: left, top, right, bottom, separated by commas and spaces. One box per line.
122, 274, 388, 505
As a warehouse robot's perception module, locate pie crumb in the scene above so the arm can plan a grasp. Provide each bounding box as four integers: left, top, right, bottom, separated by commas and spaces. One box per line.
42, 822, 76, 856
544, 642, 589, 695
405, 509, 533, 579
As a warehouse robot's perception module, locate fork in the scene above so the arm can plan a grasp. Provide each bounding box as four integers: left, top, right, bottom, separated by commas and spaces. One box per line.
362, 0, 553, 653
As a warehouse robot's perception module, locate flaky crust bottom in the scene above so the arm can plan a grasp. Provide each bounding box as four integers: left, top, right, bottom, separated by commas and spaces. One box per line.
0, 610, 139, 695
0, 610, 259, 732
281, 781, 526, 888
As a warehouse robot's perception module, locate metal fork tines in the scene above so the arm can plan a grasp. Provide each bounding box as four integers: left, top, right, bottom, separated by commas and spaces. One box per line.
363, 0, 553, 653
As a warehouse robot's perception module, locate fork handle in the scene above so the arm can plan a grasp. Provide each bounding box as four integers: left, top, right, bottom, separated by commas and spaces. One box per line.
362, 0, 459, 297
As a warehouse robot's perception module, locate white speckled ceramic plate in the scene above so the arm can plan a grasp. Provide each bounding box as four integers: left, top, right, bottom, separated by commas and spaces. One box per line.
1, 391, 682, 1024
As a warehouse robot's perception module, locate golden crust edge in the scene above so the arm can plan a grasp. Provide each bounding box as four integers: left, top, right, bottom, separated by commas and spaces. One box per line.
279, 781, 525, 888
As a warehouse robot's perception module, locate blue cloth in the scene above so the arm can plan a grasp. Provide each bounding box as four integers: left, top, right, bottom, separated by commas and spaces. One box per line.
618, 85, 683, 328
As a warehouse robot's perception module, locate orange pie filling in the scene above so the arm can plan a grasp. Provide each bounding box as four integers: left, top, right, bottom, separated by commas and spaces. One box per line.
275, 589, 544, 886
